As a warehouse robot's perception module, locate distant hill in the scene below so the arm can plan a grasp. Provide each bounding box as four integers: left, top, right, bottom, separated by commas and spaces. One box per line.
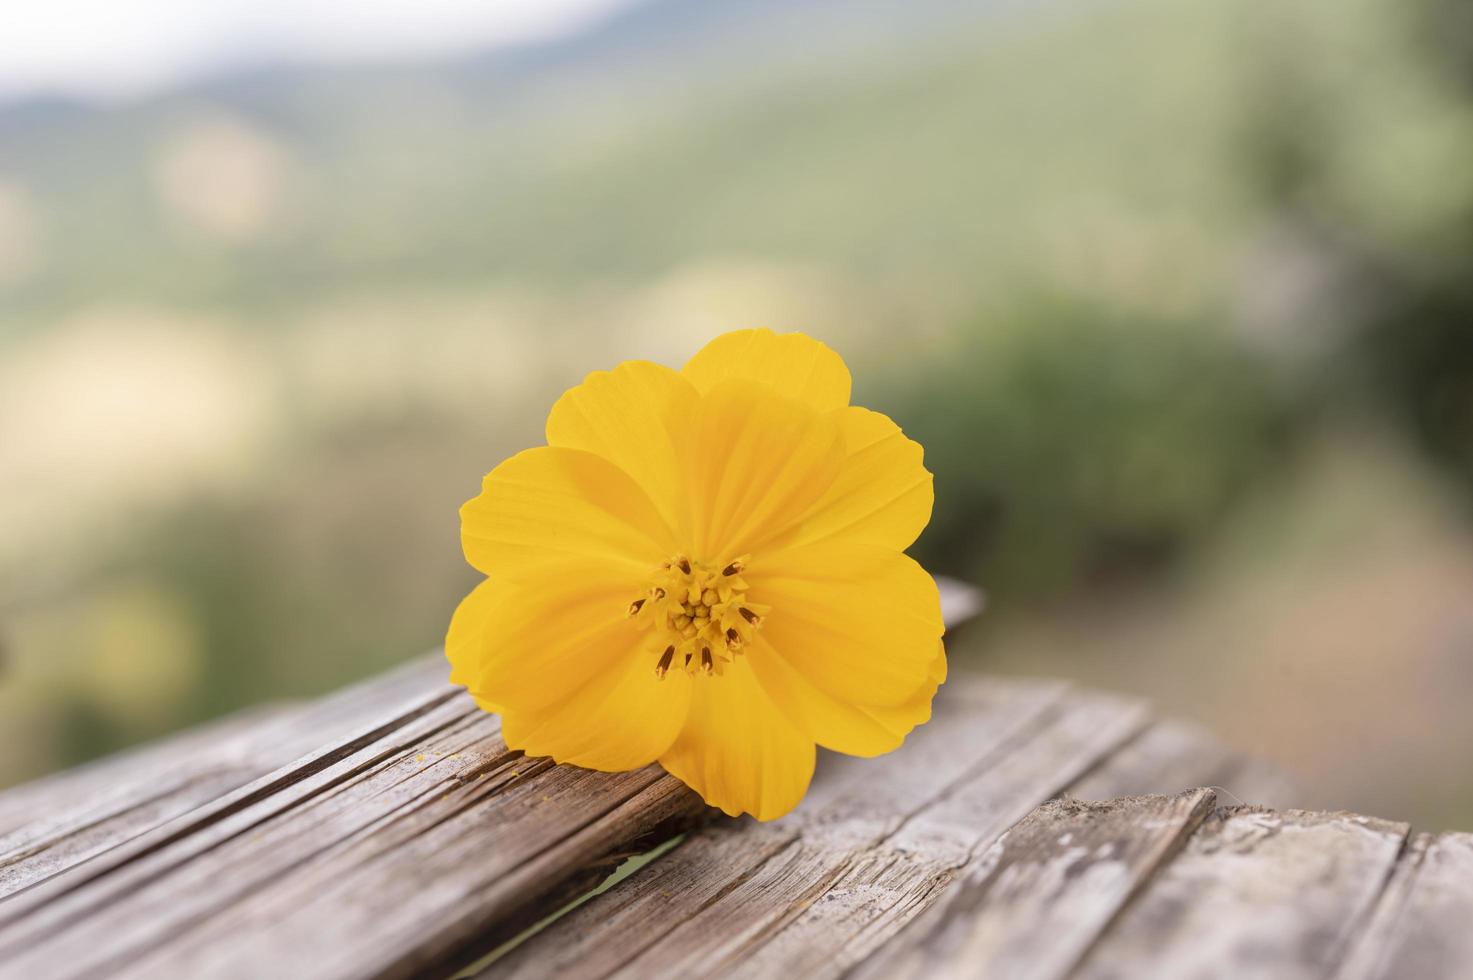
0, 0, 1432, 330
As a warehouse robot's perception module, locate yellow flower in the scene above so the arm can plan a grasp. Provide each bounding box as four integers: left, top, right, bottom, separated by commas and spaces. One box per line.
446, 329, 945, 820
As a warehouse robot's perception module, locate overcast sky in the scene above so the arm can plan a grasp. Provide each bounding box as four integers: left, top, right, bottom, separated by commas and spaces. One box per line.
1, 0, 642, 103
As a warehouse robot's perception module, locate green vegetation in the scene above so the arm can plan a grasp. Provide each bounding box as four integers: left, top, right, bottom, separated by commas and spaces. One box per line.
872, 302, 1295, 601
3, 0, 1473, 826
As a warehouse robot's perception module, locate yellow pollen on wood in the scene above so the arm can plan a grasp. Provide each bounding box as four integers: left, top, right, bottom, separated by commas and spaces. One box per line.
628, 553, 767, 679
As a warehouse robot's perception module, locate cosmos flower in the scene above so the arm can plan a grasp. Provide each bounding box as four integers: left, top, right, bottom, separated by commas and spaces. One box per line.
447, 329, 944, 820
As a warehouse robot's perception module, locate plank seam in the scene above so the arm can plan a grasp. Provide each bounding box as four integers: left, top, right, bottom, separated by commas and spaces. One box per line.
0, 775, 225, 870
50, 758, 682, 979
1059, 788, 1219, 979
0, 690, 464, 940
1326, 827, 1424, 980
736, 690, 1148, 980
551, 684, 1080, 979
1051, 712, 1159, 800
827, 705, 1162, 980
414, 772, 705, 980
703, 842, 876, 977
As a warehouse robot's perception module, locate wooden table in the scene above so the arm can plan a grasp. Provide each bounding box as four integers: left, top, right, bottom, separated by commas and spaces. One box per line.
1, 581, 1468, 979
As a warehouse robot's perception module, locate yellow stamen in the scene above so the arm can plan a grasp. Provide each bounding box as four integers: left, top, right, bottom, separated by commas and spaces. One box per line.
654, 645, 675, 679
626, 554, 768, 678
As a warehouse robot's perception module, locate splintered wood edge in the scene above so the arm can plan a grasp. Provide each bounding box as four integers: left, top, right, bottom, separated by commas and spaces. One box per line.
847, 798, 1459, 980
849, 791, 1219, 980
474, 609, 1299, 980
0, 691, 709, 980
1072, 805, 1413, 980
0, 656, 458, 902
477, 682, 1154, 980
1065, 717, 1297, 809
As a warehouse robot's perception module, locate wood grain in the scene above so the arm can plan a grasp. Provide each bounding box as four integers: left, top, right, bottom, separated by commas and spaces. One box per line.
850, 791, 1217, 980
0, 680, 704, 980
1067, 719, 1239, 802
1337, 831, 1473, 980
479, 682, 1152, 980
0, 576, 984, 908
35, 574, 1464, 980
482, 675, 1075, 979
0, 653, 451, 898
1076, 807, 1409, 980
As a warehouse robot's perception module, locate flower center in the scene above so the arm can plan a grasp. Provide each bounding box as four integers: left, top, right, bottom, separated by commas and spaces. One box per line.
627, 554, 769, 678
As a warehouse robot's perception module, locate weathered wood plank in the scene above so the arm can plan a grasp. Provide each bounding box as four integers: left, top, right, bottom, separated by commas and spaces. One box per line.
0, 689, 705, 980
1067, 719, 1240, 802
1337, 831, 1473, 980
935, 576, 986, 627
0, 705, 289, 840
1075, 807, 1409, 980
0, 653, 451, 899
0, 577, 990, 980
478, 682, 1152, 979
0, 576, 982, 908
1065, 716, 1299, 818
477, 676, 1072, 979
1215, 755, 1301, 810
0, 653, 450, 835
830, 722, 1302, 978
0, 578, 981, 841
848, 791, 1216, 980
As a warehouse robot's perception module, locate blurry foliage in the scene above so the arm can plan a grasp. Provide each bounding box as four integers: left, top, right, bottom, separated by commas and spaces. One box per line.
871, 303, 1294, 602
1320, 0, 1473, 500
1371, 0, 1473, 489
1350, 249, 1473, 494
1420, 0, 1473, 94
0, 0, 1259, 324
42, 412, 489, 762
4, 0, 1473, 797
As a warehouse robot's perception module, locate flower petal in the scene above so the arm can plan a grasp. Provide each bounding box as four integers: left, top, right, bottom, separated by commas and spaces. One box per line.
774, 407, 934, 553
746, 634, 927, 758
682, 380, 845, 559
452, 576, 629, 712
681, 328, 851, 413
747, 543, 943, 708
856, 640, 947, 734
445, 577, 507, 714
461, 446, 675, 584
545, 360, 699, 541
501, 649, 692, 772
659, 659, 815, 821
449, 576, 691, 771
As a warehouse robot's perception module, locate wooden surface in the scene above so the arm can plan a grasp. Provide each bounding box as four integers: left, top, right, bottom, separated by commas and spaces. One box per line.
0, 577, 1468, 979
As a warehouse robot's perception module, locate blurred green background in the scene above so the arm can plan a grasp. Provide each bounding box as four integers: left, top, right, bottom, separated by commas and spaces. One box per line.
4, 0, 1473, 829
